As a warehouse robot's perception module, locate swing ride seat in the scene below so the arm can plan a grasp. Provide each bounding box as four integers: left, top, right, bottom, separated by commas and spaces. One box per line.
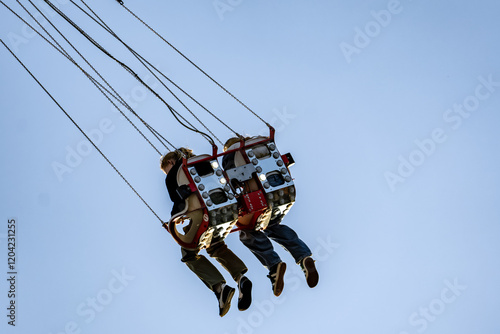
167, 154, 239, 250
223, 136, 296, 231
3, 0, 295, 237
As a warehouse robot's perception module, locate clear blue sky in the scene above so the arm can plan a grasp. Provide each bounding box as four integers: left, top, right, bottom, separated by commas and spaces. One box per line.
1, 1, 500, 333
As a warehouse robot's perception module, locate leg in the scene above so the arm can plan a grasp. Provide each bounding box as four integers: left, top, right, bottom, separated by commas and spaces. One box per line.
181, 247, 236, 316
181, 247, 225, 291
239, 229, 286, 296
239, 229, 282, 270
265, 215, 319, 288
206, 241, 252, 311
206, 241, 247, 282
265, 222, 312, 264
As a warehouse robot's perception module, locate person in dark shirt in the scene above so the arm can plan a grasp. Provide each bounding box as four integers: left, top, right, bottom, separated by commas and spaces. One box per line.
160, 147, 252, 317
222, 138, 319, 297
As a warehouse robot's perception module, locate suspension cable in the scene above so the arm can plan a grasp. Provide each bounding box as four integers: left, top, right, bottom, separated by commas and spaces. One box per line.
3, 0, 174, 153
118, 1, 271, 127
25, 0, 126, 112
0, 39, 164, 224
34, 1, 176, 152
42, 0, 217, 147
70, 0, 223, 145
72, 0, 242, 143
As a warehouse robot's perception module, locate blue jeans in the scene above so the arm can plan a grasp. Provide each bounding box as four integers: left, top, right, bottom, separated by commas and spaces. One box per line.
239, 213, 312, 270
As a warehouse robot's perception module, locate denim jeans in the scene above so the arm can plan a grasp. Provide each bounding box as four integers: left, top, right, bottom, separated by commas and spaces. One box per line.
239, 213, 312, 270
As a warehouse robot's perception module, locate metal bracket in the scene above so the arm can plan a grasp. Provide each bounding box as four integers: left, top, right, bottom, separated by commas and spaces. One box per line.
225, 164, 256, 183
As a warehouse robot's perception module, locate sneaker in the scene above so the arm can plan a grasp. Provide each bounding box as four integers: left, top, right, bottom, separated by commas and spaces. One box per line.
267, 262, 286, 296
214, 284, 235, 317
300, 256, 319, 288
237, 276, 252, 311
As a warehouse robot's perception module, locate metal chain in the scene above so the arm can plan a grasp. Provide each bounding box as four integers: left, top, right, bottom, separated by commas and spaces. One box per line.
120, 2, 271, 127
0, 39, 165, 224
42, 0, 216, 147
5, 0, 173, 153
73, 0, 233, 146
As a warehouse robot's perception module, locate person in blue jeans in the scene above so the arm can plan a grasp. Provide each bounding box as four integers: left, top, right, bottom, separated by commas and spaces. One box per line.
222, 138, 319, 296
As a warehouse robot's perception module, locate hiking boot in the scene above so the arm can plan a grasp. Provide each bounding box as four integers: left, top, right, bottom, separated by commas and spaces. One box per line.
300, 256, 319, 288
237, 276, 252, 311
214, 283, 235, 317
267, 262, 286, 296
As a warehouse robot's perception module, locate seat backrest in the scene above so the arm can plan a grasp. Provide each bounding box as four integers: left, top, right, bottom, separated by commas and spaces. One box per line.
177, 164, 203, 211
173, 161, 204, 244
226, 143, 247, 167
227, 137, 270, 167
187, 154, 211, 164
244, 136, 269, 145
250, 144, 271, 160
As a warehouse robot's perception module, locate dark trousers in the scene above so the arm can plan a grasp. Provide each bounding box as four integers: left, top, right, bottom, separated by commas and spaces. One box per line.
181, 241, 247, 291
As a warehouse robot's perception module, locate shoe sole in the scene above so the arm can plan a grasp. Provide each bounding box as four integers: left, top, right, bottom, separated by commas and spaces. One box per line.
303, 257, 319, 288
220, 288, 235, 317
273, 262, 287, 297
238, 279, 252, 311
